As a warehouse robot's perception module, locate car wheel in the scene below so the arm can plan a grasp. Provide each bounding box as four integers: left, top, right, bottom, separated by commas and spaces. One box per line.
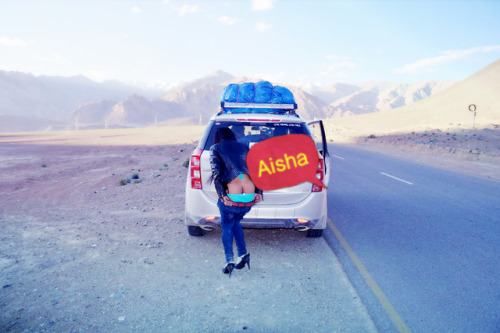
187, 226, 206, 237
306, 229, 323, 238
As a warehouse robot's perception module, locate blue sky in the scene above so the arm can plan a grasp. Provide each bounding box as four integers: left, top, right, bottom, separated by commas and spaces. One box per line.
1, 0, 499, 89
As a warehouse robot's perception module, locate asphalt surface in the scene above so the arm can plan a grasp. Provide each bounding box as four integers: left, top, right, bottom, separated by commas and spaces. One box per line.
323, 144, 500, 332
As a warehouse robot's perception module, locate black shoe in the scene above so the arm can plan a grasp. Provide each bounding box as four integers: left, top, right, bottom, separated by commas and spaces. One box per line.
222, 262, 235, 277
235, 253, 250, 270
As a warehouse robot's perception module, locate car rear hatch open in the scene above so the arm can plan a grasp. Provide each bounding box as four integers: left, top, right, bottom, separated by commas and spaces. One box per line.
199, 119, 316, 205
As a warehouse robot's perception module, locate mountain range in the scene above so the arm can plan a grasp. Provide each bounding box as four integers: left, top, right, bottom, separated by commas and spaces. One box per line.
0, 69, 456, 132
324, 58, 500, 136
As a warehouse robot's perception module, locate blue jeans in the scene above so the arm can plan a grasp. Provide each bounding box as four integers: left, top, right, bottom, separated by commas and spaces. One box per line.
217, 199, 252, 263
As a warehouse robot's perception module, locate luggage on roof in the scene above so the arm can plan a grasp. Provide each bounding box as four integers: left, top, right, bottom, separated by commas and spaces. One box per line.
220, 81, 297, 114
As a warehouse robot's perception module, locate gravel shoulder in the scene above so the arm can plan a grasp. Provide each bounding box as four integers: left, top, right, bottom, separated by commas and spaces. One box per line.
0, 131, 376, 332
350, 126, 500, 181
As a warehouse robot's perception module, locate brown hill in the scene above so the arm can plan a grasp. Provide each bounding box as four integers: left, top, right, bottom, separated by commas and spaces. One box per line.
160, 72, 337, 122
325, 59, 500, 138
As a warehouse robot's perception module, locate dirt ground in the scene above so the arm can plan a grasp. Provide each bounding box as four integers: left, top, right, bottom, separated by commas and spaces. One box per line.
2, 124, 498, 332
0, 130, 376, 332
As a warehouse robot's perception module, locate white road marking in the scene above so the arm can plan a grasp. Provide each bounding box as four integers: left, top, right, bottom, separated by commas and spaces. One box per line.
332, 154, 345, 160
380, 172, 414, 185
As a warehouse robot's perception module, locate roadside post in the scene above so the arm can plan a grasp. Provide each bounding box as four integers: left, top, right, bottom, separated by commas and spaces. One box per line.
469, 104, 477, 129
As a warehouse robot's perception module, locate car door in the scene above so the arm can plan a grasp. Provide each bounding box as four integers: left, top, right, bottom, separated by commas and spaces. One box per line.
307, 120, 330, 186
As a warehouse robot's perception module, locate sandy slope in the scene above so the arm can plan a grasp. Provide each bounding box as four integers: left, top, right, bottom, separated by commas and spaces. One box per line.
351, 125, 500, 181
324, 59, 500, 136
321, 59, 500, 180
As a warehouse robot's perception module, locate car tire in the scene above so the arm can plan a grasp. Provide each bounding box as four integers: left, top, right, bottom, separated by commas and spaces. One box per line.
306, 229, 323, 238
187, 226, 206, 237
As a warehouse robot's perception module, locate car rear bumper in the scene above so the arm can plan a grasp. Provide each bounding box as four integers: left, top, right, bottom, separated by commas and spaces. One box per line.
185, 187, 327, 231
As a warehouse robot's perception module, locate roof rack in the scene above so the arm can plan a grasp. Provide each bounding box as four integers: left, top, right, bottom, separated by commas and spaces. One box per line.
215, 109, 300, 118
220, 101, 297, 110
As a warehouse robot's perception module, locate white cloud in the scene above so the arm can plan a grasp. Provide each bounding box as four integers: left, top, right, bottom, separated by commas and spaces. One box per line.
396, 45, 500, 75
252, 0, 276, 11
218, 16, 240, 26
131, 6, 142, 13
0, 36, 27, 47
256, 22, 272, 32
178, 5, 198, 16
318, 55, 357, 79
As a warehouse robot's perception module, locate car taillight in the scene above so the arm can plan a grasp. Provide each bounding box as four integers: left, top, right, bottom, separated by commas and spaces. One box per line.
312, 158, 324, 192
190, 148, 203, 189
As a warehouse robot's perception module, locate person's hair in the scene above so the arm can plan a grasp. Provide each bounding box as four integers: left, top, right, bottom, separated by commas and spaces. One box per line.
232, 125, 245, 136
214, 127, 236, 144
208, 127, 236, 185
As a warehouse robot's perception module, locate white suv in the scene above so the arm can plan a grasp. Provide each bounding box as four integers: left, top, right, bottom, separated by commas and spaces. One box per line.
185, 111, 330, 237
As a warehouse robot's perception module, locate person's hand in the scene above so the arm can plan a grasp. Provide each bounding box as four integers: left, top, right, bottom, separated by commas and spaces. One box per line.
222, 196, 233, 206
254, 193, 262, 204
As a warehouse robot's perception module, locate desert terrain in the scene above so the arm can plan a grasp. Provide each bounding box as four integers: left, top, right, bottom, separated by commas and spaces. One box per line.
1, 121, 498, 332
0, 126, 378, 332
1, 59, 499, 331
327, 124, 500, 181
324, 58, 500, 181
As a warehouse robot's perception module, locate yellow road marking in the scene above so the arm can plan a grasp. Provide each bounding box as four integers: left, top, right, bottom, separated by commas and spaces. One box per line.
327, 218, 411, 333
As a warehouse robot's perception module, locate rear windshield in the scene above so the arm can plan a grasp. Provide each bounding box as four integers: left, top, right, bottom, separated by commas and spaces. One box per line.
203, 121, 312, 150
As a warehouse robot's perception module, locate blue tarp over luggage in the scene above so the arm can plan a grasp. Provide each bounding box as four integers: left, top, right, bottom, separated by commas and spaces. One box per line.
220, 81, 297, 113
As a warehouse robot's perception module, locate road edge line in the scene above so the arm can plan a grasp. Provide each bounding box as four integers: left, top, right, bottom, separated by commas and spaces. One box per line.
327, 218, 411, 333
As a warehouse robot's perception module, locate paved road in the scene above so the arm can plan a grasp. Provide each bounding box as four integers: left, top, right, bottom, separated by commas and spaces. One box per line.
324, 144, 500, 332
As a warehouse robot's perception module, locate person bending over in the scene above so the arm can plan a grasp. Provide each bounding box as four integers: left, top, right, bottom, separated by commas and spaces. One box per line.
209, 127, 263, 277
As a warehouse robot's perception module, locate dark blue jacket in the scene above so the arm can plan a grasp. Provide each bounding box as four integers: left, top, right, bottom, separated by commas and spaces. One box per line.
209, 140, 263, 199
